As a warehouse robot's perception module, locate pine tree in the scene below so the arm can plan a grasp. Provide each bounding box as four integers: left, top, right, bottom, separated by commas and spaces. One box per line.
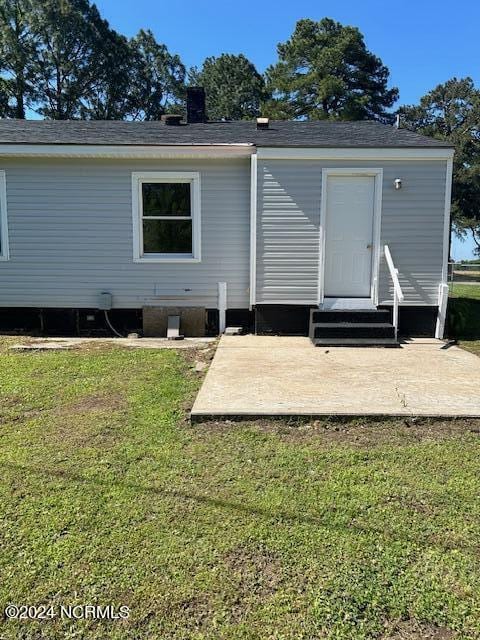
400, 78, 480, 254
265, 18, 398, 122
189, 54, 266, 120
0, 0, 38, 118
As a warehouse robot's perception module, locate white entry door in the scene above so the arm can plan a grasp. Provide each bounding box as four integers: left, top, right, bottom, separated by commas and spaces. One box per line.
323, 174, 376, 298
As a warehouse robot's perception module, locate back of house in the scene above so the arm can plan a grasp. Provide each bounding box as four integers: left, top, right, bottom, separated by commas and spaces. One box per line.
0, 90, 453, 343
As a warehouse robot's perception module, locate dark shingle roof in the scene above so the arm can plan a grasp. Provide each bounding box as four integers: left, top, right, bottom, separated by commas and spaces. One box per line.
0, 118, 452, 148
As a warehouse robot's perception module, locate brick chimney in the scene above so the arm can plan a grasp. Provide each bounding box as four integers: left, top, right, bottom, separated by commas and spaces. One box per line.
186, 87, 206, 124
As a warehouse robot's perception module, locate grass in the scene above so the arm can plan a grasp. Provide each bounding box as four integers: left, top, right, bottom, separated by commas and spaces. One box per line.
459, 340, 480, 357
450, 283, 480, 301
448, 284, 480, 356
1, 338, 480, 639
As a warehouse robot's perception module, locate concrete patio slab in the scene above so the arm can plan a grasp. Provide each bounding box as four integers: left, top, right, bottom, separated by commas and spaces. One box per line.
191, 336, 480, 419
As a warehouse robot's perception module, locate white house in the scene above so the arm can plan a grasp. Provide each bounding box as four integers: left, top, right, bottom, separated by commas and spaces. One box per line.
0, 89, 454, 344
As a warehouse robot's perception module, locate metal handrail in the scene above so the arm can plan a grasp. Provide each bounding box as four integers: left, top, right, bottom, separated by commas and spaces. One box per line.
384, 245, 404, 340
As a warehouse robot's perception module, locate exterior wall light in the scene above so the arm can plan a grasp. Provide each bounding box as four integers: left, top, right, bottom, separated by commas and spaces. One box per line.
394, 178, 402, 190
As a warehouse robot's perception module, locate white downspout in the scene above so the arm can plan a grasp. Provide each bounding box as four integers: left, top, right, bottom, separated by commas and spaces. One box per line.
435, 156, 454, 339
249, 151, 257, 309
218, 282, 227, 334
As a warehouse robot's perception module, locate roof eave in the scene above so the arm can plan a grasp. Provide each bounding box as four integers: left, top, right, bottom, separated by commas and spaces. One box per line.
0, 143, 255, 158
0, 142, 454, 160
256, 146, 455, 160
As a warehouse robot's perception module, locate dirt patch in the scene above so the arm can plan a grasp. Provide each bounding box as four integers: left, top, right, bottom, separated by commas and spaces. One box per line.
0, 394, 26, 408
0, 395, 43, 425
170, 594, 214, 634
49, 418, 124, 449
180, 343, 217, 367
48, 393, 127, 447
56, 393, 126, 417
164, 544, 286, 630
382, 620, 456, 639
0, 408, 42, 425
0, 392, 127, 435
398, 498, 435, 515
224, 546, 283, 608
192, 417, 480, 447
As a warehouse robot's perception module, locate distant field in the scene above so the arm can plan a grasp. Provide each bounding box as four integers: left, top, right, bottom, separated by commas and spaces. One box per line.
450, 266, 480, 287
449, 283, 480, 300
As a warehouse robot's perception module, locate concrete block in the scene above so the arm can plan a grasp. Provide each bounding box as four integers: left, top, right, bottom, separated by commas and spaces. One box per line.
143, 307, 206, 337
225, 326, 243, 335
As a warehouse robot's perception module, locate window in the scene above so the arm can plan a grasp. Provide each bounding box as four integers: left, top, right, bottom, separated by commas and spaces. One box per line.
0, 171, 8, 261
132, 172, 201, 262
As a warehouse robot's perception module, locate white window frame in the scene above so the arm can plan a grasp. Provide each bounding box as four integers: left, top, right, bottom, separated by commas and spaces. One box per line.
131, 171, 201, 263
0, 170, 9, 261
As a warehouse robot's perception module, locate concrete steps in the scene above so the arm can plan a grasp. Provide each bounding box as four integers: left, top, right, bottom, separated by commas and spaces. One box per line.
310, 308, 398, 347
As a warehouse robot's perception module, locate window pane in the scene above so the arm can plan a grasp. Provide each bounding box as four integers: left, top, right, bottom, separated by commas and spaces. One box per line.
143, 219, 193, 254
142, 182, 191, 216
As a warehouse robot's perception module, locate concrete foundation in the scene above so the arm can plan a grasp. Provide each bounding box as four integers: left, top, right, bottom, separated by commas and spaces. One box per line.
143, 306, 206, 338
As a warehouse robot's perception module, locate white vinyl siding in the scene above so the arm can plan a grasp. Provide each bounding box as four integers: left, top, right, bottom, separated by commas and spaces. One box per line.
256, 161, 321, 304
0, 154, 448, 311
0, 158, 250, 309
0, 170, 9, 261
256, 159, 448, 306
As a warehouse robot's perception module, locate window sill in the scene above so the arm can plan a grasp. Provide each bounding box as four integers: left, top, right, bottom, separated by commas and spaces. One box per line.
134, 255, 201, 264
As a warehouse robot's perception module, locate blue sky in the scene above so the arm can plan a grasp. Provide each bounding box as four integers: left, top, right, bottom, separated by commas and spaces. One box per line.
95, 0, 478, 259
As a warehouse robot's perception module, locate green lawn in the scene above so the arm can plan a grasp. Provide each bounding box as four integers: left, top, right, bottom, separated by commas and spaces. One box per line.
448, 283, 480, 355
450, 283, 480, 301
1, 339, 480, 639
459, 340, 480, 357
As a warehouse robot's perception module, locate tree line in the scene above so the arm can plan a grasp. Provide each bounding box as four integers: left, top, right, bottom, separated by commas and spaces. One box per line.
0, 0, 185, 120
0, 0, 478, 251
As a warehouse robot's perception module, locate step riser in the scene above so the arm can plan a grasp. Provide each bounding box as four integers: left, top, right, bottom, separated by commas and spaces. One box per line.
313, 339, 399, 347
311, 310, 391, 324
309, 309, 397, 345
314, 327, 395, 339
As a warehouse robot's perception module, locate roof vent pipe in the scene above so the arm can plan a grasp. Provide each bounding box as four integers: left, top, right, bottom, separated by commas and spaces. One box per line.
395, 114, 400, 129
161, 114, 183, 126
186, 87, 207, 123
256, 117, 269, 130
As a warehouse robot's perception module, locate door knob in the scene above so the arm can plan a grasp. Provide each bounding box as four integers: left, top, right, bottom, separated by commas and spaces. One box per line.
366, 244, 372, 249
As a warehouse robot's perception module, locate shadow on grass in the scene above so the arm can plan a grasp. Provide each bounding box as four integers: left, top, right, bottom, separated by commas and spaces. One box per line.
1, 459, 477, 552
447, 297, 480, 339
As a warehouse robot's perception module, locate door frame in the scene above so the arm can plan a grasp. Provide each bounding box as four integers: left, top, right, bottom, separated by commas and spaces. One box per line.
318, 167, 383, 305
